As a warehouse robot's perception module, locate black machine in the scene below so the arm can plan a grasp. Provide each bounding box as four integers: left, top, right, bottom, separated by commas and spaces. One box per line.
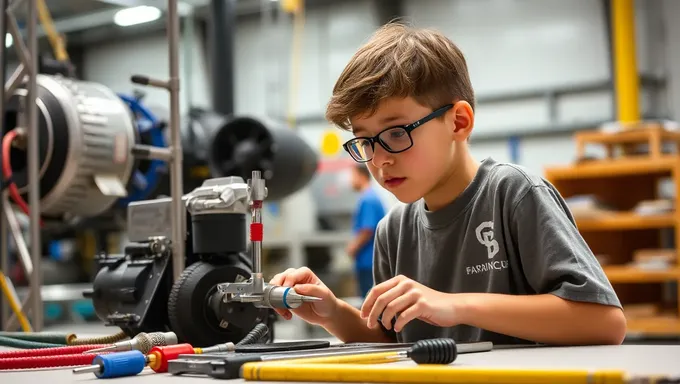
86, 171, 322, 348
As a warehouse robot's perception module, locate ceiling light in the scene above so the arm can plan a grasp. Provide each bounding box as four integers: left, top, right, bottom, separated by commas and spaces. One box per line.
113, 5, 162, 27
5, 33, 11, 48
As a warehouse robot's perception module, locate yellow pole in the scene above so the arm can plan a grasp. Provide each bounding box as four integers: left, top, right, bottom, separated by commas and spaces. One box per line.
611, 0, 640, 124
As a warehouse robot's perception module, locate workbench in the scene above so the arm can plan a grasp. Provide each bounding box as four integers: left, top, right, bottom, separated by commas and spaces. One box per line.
1, 343, 678, 383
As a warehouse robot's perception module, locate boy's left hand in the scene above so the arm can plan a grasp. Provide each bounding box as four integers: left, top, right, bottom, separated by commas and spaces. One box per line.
360, 274, 461, 333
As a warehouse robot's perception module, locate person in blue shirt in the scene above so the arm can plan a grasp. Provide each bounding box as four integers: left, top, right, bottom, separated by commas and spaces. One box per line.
347, 163, 387, 298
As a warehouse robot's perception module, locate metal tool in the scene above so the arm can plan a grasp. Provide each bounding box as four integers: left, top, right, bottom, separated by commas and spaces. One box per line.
206, 170, 322, 309
168, 340, 492, 380
84, 332, 177, 354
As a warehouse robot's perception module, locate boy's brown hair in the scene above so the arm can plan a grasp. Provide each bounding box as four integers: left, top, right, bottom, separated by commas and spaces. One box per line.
326, 22, 475, 131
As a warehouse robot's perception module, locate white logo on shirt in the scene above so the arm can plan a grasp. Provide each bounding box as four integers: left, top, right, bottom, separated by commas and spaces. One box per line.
475, 221, 499, 259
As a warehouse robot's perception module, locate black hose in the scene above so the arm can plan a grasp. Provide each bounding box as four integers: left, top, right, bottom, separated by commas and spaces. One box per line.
236, 323, 269, 346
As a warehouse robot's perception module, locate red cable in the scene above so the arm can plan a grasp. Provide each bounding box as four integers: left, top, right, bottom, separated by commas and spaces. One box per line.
2, 130, 43, 226
0, 344, 108, 359
0, 353, 101, 370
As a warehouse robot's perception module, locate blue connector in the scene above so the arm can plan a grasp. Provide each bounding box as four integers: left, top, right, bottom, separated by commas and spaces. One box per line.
73, 350, 147, 379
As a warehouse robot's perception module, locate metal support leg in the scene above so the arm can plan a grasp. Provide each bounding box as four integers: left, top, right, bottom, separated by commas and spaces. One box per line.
167, 0, 184, 282
27, 0, 42, 331
0, 0, 8, 330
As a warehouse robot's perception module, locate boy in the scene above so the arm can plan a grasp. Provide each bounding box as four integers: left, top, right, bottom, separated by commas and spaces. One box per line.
347, 164, 386, 298
270, 23, 626, 345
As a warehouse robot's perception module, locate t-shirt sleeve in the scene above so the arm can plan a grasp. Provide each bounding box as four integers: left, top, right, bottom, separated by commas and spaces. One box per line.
357, 198, 385, 232
372, 219, 398, 341
510, 184, 622, 308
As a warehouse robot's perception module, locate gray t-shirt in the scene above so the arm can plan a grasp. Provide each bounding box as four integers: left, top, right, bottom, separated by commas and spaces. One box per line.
373, 157, 622, 345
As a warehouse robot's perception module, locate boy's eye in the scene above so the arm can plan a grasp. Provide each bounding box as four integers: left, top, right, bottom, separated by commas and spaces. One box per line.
389, 130, 405, 139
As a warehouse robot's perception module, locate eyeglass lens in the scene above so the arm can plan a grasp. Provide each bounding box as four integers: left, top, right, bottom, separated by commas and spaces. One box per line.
346, 127, 412, 161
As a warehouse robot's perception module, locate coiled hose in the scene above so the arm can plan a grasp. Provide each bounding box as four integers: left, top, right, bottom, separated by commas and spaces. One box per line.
236, 323, 269, 346
67, 331, 128, 346
0, 330, 128, 347
0, 353, 104, 370
0, 344, 107, 359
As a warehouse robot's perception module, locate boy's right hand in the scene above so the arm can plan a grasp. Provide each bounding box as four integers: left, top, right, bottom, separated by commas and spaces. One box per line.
269, 267, 338, 326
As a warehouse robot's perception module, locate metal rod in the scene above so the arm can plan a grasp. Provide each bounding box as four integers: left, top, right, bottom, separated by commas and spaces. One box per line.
0, 0, 8, 330
167, 0, 185, 282
5, 63, 25, 101
0, 210, 7, 329
27, 0, 42, 331
6, 13, 33, 72
3, 197, 33, 277
131, 144, 172, 162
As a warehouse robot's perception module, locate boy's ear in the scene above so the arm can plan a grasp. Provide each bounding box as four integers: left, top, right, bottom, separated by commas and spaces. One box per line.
450, 100, 474, 141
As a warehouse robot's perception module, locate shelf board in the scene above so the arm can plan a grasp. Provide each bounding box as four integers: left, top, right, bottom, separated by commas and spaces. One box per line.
575, 212, 676, 231
626, 315, 680, 336
574, 125, 680, 145
544, 155, 679, 180
605, 266, 680, 283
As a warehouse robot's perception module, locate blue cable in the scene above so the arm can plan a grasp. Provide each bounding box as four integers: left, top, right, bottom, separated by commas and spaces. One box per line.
117, 94, 167, 206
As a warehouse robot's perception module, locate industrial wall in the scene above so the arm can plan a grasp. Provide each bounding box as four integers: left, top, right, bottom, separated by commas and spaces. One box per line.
80, 0, 678, 200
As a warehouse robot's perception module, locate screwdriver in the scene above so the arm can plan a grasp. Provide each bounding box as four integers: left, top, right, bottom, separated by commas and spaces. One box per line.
176, 338, 461, 380
247, 338, 458, 366
84, 332, 177, 354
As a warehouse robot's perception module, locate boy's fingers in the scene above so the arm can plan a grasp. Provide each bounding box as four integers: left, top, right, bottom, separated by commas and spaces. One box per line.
274, 308, 292, 318
393, 304, 421, 332
366, 283, 408, 329
381, 291, 417, 330
270, 268, 295, 286
294, 283, 326, 299
361, 277, 400, 318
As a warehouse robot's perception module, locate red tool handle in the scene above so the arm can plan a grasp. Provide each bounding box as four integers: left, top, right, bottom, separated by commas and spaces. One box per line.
148, 343, 195, 373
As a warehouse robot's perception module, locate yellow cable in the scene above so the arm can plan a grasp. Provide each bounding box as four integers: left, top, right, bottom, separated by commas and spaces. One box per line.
36, 0, 69, 62
241, 363, 628, 384
286, 0, 305, 130
0, 272, 32, 332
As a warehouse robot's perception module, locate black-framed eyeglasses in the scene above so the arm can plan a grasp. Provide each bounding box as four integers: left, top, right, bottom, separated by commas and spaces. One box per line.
342, 104, 453, 163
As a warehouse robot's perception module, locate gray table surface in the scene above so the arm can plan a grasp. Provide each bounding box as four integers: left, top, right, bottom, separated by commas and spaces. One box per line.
1, 343, 679, 384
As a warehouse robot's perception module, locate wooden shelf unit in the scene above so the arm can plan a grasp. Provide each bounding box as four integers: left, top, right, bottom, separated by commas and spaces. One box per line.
544, 126, 680, 338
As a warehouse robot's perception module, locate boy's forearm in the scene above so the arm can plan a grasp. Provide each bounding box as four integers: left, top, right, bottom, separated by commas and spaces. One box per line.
322, 299, 394, 343
456, 293, 627, 345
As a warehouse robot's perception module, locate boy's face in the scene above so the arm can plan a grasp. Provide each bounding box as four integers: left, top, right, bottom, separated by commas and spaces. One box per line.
348, 97, 473, 204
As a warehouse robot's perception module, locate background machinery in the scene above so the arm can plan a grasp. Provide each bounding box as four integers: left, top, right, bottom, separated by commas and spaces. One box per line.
0, 72, 319, 340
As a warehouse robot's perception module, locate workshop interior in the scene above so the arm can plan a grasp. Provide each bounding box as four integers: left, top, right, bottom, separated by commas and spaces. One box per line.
0, 0, 678, 382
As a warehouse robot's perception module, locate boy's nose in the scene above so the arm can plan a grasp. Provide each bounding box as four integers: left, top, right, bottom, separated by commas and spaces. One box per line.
371, 144, 394, 168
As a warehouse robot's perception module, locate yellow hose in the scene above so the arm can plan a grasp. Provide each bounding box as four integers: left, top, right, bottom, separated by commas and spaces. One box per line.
37, 0, 69, 62
0, 272, 32, 332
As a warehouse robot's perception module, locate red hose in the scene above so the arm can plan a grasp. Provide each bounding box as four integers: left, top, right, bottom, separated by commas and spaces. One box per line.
1, 129, 43, 226
0, 344, 108, 359
0, 353, 102, 370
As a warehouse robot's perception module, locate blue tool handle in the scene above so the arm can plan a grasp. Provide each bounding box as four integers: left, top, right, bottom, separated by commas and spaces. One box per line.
93, 350, 147, 378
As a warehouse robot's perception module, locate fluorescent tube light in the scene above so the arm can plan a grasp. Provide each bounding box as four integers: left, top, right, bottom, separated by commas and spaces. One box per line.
114, 6, 162, 27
